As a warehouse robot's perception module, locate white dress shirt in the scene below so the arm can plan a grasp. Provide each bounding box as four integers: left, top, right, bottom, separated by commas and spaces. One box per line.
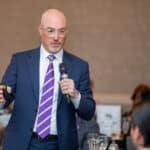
33, 45, 80, 135
33, 45, 63, 135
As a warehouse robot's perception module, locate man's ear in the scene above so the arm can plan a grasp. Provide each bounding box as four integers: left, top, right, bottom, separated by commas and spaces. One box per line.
38, 25, 42, 35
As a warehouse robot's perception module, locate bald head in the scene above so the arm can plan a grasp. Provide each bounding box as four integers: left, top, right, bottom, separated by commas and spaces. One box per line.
38, 9, 67, 53
40, 9, 67, 28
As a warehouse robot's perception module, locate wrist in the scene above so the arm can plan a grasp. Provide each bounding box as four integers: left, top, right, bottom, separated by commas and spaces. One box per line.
71, 89, 79, 99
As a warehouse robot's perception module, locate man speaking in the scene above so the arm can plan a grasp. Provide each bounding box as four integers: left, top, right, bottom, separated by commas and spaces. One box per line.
0, 9, 95, 150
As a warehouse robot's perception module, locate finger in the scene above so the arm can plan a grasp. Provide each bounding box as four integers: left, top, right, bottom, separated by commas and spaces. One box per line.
61, 86, 69, 94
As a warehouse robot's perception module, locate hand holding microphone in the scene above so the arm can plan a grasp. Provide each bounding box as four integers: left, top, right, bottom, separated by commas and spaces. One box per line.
59, 63, 79, 103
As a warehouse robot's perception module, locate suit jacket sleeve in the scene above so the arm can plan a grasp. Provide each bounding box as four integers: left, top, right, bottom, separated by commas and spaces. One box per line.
76, 62, 96, 120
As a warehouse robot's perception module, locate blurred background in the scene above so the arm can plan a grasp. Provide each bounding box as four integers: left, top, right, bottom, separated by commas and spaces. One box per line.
0, 0, 150, 105
0, 0, 150, 149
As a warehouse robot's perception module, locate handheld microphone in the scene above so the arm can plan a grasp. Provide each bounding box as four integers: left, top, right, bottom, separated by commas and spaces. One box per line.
59, 63, 70, 103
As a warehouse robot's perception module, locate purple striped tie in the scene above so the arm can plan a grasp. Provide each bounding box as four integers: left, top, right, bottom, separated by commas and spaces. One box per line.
36, 55, 55, 138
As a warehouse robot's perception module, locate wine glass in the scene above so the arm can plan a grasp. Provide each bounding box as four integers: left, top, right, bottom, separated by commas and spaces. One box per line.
98, 135, 109, 150
87, 133, 99, 150
108, 137, 119, 150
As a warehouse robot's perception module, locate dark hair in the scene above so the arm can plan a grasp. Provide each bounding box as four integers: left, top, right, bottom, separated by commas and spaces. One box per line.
131, 106, 150, 147
141, 90, 150, 102
131, 84, 150, 101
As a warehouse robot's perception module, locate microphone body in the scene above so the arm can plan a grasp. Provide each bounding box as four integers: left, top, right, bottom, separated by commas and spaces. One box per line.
59, 63, 71, 103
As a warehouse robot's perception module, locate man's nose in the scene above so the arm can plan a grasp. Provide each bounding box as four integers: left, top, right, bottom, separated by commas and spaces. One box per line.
53, 31, 59, 40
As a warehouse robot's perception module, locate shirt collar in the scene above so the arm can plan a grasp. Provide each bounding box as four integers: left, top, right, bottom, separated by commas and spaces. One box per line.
40, 44, 63, 62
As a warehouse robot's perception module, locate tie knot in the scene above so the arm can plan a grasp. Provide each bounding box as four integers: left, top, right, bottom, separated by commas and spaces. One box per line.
48, 55, 55, 61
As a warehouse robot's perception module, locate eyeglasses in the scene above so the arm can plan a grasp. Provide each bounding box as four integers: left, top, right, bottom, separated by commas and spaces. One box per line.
41, 27, 67, 37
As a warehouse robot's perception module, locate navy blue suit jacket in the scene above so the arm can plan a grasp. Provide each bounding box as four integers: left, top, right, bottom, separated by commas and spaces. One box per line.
2, 47, 95, 150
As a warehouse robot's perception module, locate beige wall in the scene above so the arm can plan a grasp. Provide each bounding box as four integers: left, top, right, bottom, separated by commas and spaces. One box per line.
0, 0, 150, 104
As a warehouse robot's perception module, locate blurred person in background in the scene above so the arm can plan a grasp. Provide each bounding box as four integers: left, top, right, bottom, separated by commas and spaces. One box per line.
122, 84, 150, 149
131, 84, 150, 104
131, 105, 150, 150
77, 113, 100, 150
77, 80, 99, 150
131, 84, 150, 117
0, 102, 13, 148
122, 84, 150, 121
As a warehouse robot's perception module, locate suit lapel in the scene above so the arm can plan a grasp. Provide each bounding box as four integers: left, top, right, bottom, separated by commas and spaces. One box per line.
27, 48, 40, 103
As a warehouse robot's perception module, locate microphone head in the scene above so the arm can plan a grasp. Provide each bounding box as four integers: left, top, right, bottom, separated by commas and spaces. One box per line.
59, 63, 70, 102
59, 63, 67, 74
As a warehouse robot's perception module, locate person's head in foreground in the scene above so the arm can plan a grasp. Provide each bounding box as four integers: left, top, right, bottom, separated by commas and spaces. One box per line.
131, 105, 150, 150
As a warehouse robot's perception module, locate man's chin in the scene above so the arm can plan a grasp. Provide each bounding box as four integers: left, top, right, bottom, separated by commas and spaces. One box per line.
48, 47, 62, 53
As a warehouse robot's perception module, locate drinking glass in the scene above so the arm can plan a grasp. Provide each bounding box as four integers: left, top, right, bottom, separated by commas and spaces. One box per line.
98, 135, 109, 150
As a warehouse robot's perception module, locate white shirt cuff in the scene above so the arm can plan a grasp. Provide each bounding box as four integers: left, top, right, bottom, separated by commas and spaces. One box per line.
71, 92, 81, 109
